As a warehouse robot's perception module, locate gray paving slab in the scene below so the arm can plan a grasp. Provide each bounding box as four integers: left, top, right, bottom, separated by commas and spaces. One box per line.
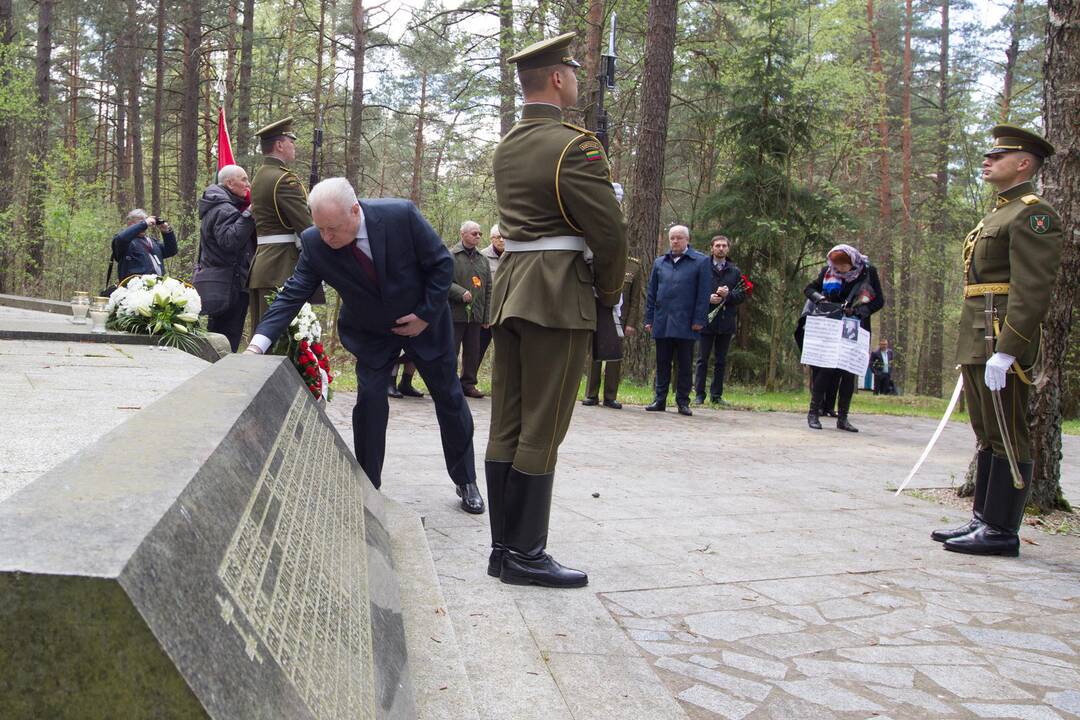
323, 391, 1080, 719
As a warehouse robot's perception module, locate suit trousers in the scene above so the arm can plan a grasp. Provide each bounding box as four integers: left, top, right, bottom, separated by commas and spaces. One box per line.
353, 347, 476, 489
586, 359, 621, 402
962, 364, 1031, 461
207, 292, 249, 352
486, 318, 590, 474
695, 332, 733, 400
654, 338, 695, 406
453, 321, 483, 389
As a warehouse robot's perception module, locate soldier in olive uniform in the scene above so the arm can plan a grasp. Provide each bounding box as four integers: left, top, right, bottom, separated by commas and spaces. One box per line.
933, 125, 1062, 557
582, 256, 644, 409
247, 117, 319, 332
485, 33, 627, 588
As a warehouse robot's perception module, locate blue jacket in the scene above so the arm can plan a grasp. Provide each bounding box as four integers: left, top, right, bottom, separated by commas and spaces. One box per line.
645, 248, 711, 340
112, 221, 178, 279
255, 198, 455, 368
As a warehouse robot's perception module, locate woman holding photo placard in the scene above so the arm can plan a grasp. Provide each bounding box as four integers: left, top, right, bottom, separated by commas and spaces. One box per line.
802, 245, 884, 432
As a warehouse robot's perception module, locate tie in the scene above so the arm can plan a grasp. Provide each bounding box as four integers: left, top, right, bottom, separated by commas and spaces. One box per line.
350, 243, 378, 288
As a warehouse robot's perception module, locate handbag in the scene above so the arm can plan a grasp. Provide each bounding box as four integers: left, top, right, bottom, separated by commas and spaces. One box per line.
191, 264, 240, 316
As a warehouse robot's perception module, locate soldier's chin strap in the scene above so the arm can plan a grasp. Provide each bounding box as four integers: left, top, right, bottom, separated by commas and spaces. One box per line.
894, 373, 965, 496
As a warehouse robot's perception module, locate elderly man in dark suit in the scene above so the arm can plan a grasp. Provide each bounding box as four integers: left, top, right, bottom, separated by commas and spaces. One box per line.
112, 209, 177, 279
644, 225, 711, 416
245, 177, 483, 514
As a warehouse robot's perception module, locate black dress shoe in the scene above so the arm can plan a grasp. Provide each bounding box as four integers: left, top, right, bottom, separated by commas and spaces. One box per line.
645, 400, 666, 412
501, 551, 588, 588
581, 396, 599, 406
693, 395, 706, 405
836, 416, 859, 432
398, 381, 424, 398
931, 517, 984, 543
677, 405, 693, 416
602, 399, 622, 409
821, 410, 838, 418
456, 482, 485, 514
388, 383, 404, 399
807, 411, 822, 430
943, 523, 1019, 557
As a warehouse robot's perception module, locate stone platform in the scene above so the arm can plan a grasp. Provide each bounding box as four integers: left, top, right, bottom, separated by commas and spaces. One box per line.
329, 393, 1080, 720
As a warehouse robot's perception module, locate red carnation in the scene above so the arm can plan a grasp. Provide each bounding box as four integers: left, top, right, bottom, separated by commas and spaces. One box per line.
312, 343, 324, 355
305, 366, 317, 378
299, 340, 309, 351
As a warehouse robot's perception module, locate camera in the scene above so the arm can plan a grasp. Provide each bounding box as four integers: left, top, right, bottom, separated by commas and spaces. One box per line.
155, 217, 168, 226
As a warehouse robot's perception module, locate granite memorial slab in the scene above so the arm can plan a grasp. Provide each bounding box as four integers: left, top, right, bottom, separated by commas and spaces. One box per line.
0, 355, 415, 719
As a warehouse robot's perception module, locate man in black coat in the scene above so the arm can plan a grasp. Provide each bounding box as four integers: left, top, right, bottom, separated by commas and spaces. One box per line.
194, 165, 256, 351
245, 177, 484, 515
112, 209, 177, 279
694, 235, 746, 405
869, 339, 896, 395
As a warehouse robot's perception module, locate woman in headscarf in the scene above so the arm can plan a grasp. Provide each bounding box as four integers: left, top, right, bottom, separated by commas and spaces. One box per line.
803, 244, 884, 432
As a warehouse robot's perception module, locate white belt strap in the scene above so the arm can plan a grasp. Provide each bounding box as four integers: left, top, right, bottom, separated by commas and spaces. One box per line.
257, 233, 301, 248
504, 235, 586, 252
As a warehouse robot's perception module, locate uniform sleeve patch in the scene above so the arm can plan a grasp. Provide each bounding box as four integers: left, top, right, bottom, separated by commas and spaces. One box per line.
583, 148, 603, 162
579, 140, 602, 152
1030, 214, 1051, 234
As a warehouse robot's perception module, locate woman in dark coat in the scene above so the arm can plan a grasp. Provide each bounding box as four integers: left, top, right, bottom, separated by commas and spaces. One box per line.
803, 244, 884, 432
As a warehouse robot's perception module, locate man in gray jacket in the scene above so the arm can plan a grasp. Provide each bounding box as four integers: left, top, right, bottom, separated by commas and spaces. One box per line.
449, 221, 493, 397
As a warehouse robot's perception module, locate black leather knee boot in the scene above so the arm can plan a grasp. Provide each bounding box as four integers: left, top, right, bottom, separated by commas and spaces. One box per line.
485, 461, 512, 577
500, 468, 588, 588
932, 449, 991, 542
944, 456, 1033, 557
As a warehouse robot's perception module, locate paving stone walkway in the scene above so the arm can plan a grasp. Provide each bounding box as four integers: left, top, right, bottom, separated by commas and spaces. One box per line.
328, 392, 1080, 720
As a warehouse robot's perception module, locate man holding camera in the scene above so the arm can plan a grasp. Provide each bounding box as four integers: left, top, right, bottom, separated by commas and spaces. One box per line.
112, 209, 177, 280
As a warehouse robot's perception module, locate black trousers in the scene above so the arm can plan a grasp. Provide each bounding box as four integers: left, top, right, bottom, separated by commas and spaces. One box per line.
654, 338, 695, 406
478, 325, 493, 368
353, 347, 475, 489
811, 366, 842, 413
695, 332, 733, 400
207, 293, 250, 352
453, 321, 483, 389
812, 367, 854, 416
872, 371, 894, 395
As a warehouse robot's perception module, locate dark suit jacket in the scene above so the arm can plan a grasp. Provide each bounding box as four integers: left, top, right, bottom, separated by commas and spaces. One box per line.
112, 221, 178, 279
645, 248, 711, 340
869, 349, 895, 374
702, 259, 745, 335
255, 198, 454, 367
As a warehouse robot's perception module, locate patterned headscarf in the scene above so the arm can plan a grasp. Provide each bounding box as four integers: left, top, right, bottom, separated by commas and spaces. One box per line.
823, 244, 869, 295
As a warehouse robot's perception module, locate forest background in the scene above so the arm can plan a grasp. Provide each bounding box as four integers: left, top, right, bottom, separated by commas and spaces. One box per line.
0, 0, 1075, 415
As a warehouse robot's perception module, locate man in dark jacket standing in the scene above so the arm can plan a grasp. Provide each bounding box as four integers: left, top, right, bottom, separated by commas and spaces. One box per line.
449, 220, 492, 398
645, 225, 711, 416
694, 235, 745, 405
194, 165, 257, 351
112, 209, 177, 280
869, 339, 896, 395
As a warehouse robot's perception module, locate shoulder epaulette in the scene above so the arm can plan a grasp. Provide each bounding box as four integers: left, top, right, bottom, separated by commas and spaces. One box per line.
561, 121, 592, 135
1021, 194, 1040, 205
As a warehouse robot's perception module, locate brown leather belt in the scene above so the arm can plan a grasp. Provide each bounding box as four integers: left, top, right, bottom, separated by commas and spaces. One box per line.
963, 282, 1009, 298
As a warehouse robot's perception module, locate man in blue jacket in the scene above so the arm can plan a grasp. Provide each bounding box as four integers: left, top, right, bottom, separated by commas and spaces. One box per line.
112, 209, 178, 279
245, 178, 483, 515
644, 225, 711, 416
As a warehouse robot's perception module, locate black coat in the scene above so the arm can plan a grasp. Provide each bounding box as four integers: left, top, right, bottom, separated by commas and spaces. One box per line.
803, 263, 885, 334
112, 221, 177, 279
256, 198, 455, 367
195, 185, 256, 286
702, 259, 746, 335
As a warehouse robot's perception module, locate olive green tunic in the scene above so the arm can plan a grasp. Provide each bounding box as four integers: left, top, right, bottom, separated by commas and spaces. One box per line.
957, 180, 1062, 460
487, 103, 628, 473
586, 256, 645, 401
247, 156, 313, 328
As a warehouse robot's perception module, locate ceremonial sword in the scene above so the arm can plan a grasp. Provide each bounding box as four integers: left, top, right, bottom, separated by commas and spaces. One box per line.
894, 372, 965, 496
984, 291, 1025, 489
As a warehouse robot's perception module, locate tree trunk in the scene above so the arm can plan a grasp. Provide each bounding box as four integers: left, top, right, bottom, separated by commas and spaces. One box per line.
311, 0, 326, 183
1001, 0, 1024, 121
236, 0, 254, 166
499, 0, 514, 137
581, 0, 602, 133
1029, 0, 1079, 512
923, 0, 949, 399
866, 0, 894, 348
179, 0, 202, 244
152, 0, 166, 213
0, 0, 13, 293
410, 70, 427, 207
623, 0, 678, 382
346, 0, 365, 187
898, 0, 914, 388
25, 0, 54, 285
129, 73, 145, 208
225, 0, 237, 122
115, 82, 128, 211
66, 11, 78, 150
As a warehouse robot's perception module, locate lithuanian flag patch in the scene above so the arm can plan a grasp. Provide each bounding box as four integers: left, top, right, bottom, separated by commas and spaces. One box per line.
583, 148, 603, 162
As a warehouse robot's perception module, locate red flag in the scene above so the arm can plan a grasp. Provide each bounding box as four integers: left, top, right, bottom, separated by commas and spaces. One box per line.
217, 107, 235, 170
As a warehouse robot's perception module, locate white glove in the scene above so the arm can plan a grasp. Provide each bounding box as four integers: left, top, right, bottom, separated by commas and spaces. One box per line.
611, 182, 624, 204
984, 352, 1015, 391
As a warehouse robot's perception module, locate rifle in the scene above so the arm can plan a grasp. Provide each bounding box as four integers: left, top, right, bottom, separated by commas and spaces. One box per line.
309, 126, 323, 189
595, 13, 617, 153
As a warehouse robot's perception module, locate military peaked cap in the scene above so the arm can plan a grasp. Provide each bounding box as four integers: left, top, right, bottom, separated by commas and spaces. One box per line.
508, 32, 581, 71
985, 124, 1055, 159
255, 116, 298, 141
